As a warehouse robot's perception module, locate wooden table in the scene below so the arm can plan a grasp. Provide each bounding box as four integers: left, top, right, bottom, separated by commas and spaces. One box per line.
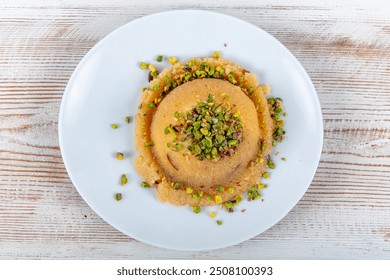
1, 0, 389, 259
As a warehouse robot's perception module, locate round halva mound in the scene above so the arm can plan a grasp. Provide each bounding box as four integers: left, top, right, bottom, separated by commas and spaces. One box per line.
134, 57, 274, 206
151, 79, 259, 191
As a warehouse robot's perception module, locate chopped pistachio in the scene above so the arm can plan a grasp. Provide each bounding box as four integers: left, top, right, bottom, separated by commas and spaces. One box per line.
149, 70, 159, 80
152, 84, 159, 91
273, 127, 285, 142
125, 116, 131, 123
262, 172, 270, 180
259, 141, 266, 152
199, 62, 207, 70
175, 144, 183, 151
165, 94, 243, 161
267, 98, 275, 105
228, 139, 238, 147
156, 55, 163, 62
192, 206, 201, 214
269, 97, 286, 142
275, 106, 283, 114
115, 193, 122, 201
173, 182, 182, 190
209, 212, 216, 218
140, 62, 148, 70
213, 51, 221, 59
140, 181, 150, 188
217, 186, 224, 193
188, 59, 197, 67
231, 195, 243, 206
216, 220, 223, 225
168, 56, 178, 65
267, 158, 275, 169
247, 186, 261, 201
228, 72, 237, 84
281, 157, 287, 161
208, 66, 215, 76
115, 152, 124, 160
147, 102, 156, 108
228, 187, 235, 194
148, 64, 157, 72
111, 123, 118, 129
257, 183, 265, 190
164, 125, 175, 135
192, 193, 200, 201
186, 187, 193, 194
224, 201, 233, 209
120, 174, 128, 186
144, 141, 154, 147
214, 195, 222, 204
200, 128, 209, 136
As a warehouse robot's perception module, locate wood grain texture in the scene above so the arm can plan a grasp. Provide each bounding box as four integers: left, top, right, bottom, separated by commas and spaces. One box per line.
0, 0, 389, 259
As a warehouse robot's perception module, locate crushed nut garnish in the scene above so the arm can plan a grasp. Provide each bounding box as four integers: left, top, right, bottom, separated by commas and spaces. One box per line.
115, 152, 124, 160
115, 193, 122, 201
120, 174, 128, 186
168, 56, 178, 65
140, 62, 148, 70
144, 141, 154, 147
165, 94, 243, 161
156, 55, 163, 62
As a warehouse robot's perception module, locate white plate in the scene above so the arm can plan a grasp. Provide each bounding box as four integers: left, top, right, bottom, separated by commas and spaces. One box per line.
59, 10, 323, 251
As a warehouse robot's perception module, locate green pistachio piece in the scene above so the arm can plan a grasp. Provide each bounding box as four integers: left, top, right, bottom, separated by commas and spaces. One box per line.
144, 141, 154, 147
156, 55, 163, 62
115, 193, 122, 201
120, 174, 128, 186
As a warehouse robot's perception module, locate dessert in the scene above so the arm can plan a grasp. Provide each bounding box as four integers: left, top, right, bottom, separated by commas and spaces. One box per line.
134, 56, 283, 208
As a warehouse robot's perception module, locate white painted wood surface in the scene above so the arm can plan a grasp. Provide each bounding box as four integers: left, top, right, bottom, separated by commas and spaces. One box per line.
0, 0, 389, 259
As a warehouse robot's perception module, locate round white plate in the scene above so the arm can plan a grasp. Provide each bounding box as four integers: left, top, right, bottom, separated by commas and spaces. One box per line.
59, 10, 323, 251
